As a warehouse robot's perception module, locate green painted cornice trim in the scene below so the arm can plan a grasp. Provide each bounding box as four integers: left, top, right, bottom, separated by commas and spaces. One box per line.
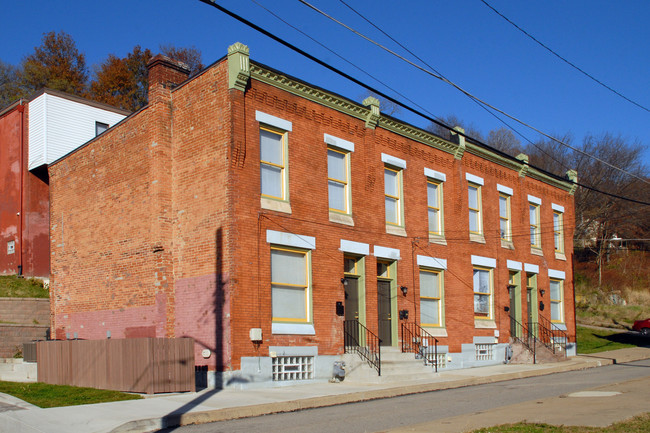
248, 60, 573, 193
228, 42, 250, 92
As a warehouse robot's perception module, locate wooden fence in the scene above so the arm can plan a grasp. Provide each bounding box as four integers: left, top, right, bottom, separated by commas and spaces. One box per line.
37, 338, 195, 394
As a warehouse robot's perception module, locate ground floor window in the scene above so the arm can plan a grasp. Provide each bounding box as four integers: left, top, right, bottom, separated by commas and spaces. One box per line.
473, 267, 493, 319
271, 247, 311, 323
550, 278, 564, 323
419, 268, 443, 327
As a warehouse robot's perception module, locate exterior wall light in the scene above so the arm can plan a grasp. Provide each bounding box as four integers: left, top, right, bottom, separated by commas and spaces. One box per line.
400, 286, 408, 296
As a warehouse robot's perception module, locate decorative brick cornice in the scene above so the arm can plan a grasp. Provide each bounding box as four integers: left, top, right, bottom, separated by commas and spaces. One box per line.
566, 169, 579, 195
452, 127, 466, 160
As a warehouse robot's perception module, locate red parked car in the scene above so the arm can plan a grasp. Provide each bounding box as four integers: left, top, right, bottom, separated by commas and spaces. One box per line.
633, 319, 650, 336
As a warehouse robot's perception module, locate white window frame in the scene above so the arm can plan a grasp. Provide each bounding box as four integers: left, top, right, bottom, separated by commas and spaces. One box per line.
552, 203, 565, 254
473, 266, 493, 320
257, 112, 292, 211
549, 278, 564, 324
529, 198, 541, 248
468, 183, 482, 235
384, 165, 404, 227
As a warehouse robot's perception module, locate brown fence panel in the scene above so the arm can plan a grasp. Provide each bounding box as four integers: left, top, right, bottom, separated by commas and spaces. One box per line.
36, 338, 195, 393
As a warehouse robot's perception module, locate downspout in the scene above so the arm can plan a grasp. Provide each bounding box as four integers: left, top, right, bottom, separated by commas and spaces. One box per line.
17, 101, 25, 276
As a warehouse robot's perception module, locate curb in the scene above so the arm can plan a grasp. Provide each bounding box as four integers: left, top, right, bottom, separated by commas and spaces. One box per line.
110, 357, 615, 433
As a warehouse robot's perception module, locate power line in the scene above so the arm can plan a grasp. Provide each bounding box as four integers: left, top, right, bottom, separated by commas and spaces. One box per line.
198, 0, 649, 206
479, 0, 650, 114
298, 0, 650, 186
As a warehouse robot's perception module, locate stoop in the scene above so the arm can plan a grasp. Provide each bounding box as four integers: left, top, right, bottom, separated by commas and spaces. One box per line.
342, 347, 439, 384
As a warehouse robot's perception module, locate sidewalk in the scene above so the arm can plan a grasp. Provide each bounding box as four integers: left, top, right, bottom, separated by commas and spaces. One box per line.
1, 347, 649, 433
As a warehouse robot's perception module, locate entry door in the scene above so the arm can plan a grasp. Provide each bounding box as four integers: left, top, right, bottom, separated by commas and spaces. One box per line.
345, 278, 359, 322
509, 272, 519, 338
377, 281, 392, 346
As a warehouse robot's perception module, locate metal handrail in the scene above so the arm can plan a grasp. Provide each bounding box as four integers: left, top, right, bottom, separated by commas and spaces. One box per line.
343, 319, 382, 376
509, 315, 537, 363
537, 315, 568, 356
401, 322, 439, 372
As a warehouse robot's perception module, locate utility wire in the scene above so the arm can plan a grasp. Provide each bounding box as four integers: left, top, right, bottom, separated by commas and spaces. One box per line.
249, 0, 437, 119
198, 0, 649, 205
298, 0, 650, 186
479, 0, 650, 114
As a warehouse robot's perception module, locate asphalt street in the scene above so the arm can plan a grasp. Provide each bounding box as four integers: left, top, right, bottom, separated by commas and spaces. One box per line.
156, 359, 650, 433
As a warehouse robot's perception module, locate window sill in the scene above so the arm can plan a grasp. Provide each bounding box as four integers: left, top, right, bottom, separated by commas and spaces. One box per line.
272, 323, 315, 335
423, 327, 448, 337
474, 319, 497, 329
531, 247, 543, 256
555, 252, 566, 261
329, 211, 354, 226
501, 240, 515, 250
428, 235, 447, 246
552, 323, 567, 331
386, 224, 407, 237
261, 197, 292, 214
470, 233, 486, 244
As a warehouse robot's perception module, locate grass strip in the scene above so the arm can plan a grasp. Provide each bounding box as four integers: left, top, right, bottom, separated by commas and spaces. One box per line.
472, 412, 650, 432
0, 381, 142, 408
576, 325, 647, 354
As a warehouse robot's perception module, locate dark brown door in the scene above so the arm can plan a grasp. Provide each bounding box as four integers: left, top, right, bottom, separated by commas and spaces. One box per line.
378, 281, 392, 346
345, 278, 359, 322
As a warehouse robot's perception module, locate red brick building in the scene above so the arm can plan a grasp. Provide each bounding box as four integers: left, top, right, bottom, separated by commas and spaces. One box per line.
0, 90, 126, 278
49, 43, 577, 387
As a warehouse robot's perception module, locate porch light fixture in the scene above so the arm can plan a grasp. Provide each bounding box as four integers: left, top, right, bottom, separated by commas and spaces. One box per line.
400, 286, 408, 296
340, 278, 348, 286
540, 289, 546, 297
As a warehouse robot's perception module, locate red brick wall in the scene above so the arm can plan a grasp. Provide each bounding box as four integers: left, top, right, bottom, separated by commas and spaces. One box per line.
225, 77, 575, 365
0, 106, 22, 275
48, 55, 575, 373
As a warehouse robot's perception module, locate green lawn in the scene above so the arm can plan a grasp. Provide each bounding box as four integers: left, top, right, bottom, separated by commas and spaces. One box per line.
471, 413, 650, 432
576, 325, 649, 354
0, 380, 142, 408
0, 275, 49, 298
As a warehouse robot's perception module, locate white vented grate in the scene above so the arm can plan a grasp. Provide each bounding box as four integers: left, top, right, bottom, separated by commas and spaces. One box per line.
436, 353, 447, 368
272, 356, 314, 381
475, 344, 494, 361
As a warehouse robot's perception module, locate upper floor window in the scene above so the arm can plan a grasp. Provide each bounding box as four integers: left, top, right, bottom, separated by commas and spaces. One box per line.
260, 127, 286, 200
257, 111, 292, 207
427, 180, 442, 235
466, 173, 484, 237
528, 195, 542, 248
327, 148, 350, 214
468, 184, 482, 234
95, 121, 109, 136
497, 184, 513, 244
381, 154, 407, 229
499, 194, 511, 241
552, 204, 565, 254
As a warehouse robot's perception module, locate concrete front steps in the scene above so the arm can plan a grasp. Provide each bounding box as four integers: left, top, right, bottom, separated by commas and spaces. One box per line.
0, 358, 37, 382
342, 346, 439, 384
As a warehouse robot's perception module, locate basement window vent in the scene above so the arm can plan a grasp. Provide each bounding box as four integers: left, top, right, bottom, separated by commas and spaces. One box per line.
475, 344, 494, 361
272, 356, 314, 381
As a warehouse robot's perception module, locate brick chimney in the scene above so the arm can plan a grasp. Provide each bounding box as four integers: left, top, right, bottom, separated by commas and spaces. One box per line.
146, 54, 191, 105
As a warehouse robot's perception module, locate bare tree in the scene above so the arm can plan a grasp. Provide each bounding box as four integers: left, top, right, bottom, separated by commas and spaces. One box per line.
425, 114, 484, 142
487, 127, 522, 156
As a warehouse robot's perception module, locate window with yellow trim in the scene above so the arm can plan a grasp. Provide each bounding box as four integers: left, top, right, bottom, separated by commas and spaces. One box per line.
473, 267, 492, 319
271, 247, 310, 323
260, 126, 287, 200
529, 203, 541, 247
468, 183, 482, 234
384, 167, 403, 226
327, 148, 351, 214
550, 278, 564, 323
499, 193, 511, 241
419, 268, 443, 327
427, 180, 442, 236
553, 211, 564, 253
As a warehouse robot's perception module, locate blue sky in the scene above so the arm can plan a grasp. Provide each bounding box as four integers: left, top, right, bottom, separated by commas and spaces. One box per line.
3, 0, 649, 170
